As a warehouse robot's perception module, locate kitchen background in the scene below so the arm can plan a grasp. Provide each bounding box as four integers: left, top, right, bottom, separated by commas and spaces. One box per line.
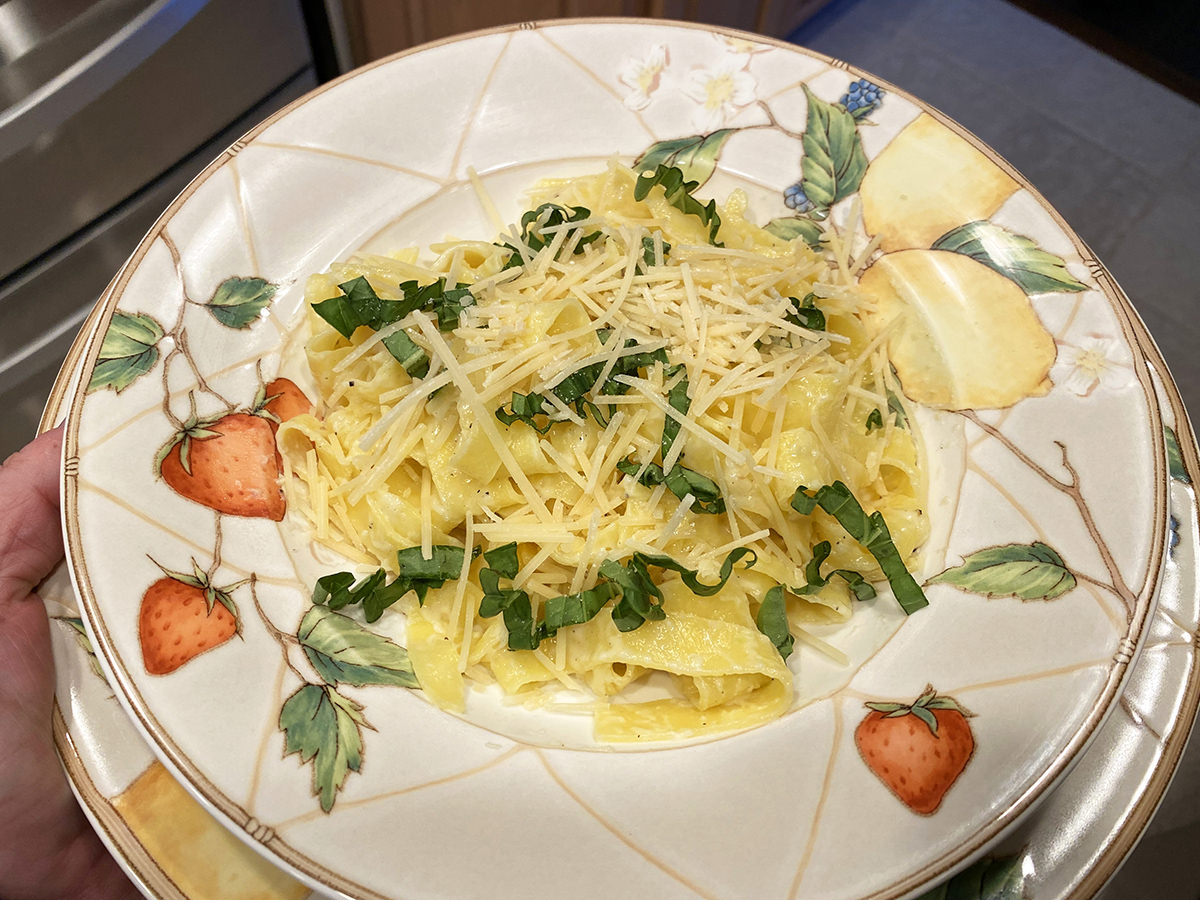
1, 0, 1197, 896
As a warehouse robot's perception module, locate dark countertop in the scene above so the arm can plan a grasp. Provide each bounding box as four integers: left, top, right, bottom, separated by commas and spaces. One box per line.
790, 2, 1200, 897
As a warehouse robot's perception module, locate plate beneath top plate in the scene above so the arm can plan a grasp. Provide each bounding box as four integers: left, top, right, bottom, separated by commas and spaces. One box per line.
62, 19, 1167, 900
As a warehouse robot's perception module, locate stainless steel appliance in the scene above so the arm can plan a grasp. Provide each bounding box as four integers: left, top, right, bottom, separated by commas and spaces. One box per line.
0, 0, 317, 458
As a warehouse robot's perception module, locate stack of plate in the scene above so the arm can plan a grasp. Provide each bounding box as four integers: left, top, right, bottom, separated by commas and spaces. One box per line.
38, 20, 1200, 900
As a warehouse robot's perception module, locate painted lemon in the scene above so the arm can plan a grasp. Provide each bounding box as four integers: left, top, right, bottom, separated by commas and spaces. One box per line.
859, 249, 1055, 410
860, 114, 1019, 252
112, 762, 309, 899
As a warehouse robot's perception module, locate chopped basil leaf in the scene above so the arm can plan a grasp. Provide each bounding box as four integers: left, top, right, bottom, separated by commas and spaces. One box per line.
887, 387, 908, 429
381, 329, 429, 378
790, 482, 928, 614
790, 540, 876, 602
601, 555, 667, 632
543, 582, 621, 634
495, 337, 669, 433
633, 164, 723, 245
756, 586, 795, 660
639, 234, 671, 270
312, 545, 475, 623
495, 391, 556, 433
632, 547, 755, 596
311, 276, 475, 376
662, 363, 690, 461
478, 575, 541, 651
617, 458, 726, 515
482, 542, 521, 579
484, 547, 755, 647
313, 571, 357, 607
499, 203, 602, 269
785, 293, 826, 332
865, 408, 884, 432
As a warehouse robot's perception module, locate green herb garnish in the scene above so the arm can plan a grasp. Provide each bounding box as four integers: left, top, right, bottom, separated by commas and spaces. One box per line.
756, 586, 795, 660
311, 276, 475, 377
886, 387, 908, 429
661, 363, 689, 461
616, 459, 725, 515
499, 203, 602, 269
639, 234, 671, 271
865, 408, 884, 432
790, 482, 928, 614
785, 293, 826, 332
755, 541, 875, 661
313, 545, 477, 622
495, 335, 669, 432
633, 164, 723, 245
482, 547, 755, 648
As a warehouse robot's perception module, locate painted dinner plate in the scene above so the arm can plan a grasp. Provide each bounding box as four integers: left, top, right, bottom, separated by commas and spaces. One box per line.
43, 260, 1200, 900
62, 20, 1168, 900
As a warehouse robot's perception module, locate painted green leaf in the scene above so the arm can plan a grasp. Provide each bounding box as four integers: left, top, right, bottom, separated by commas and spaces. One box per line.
56, 617, 106, 681
765, 215, 823, 248
929, 541, 1076, 601
1166, 426, 1191, 484
635, 129, 736, 187
205, 276, 278, 329
800, 85, 868, 210
280, 683, 367, 812
932, 221, 1087, 293
87, 311, 165, 393
914, 853, 1027, 900
297, 606, 418, 689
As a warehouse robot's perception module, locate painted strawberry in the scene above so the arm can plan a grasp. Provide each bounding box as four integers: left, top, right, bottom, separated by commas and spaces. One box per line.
156, 409, 285, 520
260, 377, 312, 427
138, 563, 242, 675
854, 685, 975, 815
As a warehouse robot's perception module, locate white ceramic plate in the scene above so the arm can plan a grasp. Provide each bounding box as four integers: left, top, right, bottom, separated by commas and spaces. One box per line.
62, 21, 1168, 900
43, 257, 1200, 900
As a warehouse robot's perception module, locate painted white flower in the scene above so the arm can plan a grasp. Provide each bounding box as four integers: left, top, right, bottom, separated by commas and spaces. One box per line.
619, 44, 668, 111
682, 58, 758, 131
720, 35, 769, 58
1052, 335, 1135, 396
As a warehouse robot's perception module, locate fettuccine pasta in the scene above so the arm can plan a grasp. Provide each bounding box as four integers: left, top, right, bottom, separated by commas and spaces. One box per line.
278, 161, 928, 741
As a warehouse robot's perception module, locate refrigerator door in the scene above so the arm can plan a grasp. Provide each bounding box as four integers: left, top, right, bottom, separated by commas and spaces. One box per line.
0, 0, 315, 457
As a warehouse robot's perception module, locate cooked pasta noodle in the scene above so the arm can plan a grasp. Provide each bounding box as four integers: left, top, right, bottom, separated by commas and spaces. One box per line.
277, 161, 928, 740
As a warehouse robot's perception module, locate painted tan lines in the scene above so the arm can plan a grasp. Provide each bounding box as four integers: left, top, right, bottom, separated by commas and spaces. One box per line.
532, 750, 716, 900
245, 654, 290, 814
535, 30, 657, 141
79, 347, 281, 453
1156, 602, 1200, 638
270, 745, 525, 832
935, 413, 971, 569
448, 30, 515, 178
252, 141, 449, 186
246, 501, 345, 812
786, 703, 844, 900
965, 406, 1017, 454
1157, 603, 1200, 636
965, 458, 1128, 633
940, 655, 1109, 697
763, 67, 833, 102
73, 478, 296, 588
1120, 695, 1165, 743
228, 157, 261, 278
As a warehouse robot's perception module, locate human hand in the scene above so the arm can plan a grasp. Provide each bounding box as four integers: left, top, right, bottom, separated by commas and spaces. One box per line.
0, 427, 139, 900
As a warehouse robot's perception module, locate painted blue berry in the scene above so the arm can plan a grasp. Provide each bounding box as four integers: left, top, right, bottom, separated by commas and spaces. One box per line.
783, 182, 813, 212
839, 78, 885, 118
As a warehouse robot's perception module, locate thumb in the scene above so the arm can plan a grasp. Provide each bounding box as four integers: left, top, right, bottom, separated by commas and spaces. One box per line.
0, 426, 63, 604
